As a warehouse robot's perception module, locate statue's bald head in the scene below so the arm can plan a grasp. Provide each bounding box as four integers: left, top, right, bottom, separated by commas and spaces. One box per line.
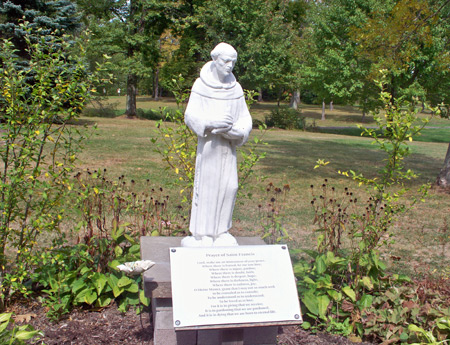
211, 42, 238, 61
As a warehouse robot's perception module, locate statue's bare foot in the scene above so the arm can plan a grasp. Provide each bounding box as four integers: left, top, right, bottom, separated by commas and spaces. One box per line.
213, 232, 238, 247
181, 236, 214, 247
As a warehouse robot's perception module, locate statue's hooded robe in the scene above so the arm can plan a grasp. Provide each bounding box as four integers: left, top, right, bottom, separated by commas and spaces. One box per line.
185, 61, 252, 238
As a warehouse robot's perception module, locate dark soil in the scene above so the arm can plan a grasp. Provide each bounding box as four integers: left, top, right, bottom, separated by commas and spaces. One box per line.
8, 301, 376, 345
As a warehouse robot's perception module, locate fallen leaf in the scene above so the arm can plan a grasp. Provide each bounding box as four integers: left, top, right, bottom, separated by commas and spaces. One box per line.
14, 313, 37, 323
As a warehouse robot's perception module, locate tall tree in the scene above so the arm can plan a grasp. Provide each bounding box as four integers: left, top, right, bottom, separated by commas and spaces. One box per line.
352, 0, 450, 102
302, 0, 382, 120
166, 0, 304, 98
76, 0, 177, 117
348, 0, 450, 185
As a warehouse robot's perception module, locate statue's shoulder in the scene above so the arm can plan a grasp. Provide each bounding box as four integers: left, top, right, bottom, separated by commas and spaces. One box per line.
191, 78, 203, 92
234, 82, 244, 95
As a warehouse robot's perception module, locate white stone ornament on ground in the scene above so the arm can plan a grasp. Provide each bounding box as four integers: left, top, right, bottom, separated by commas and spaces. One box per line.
116, 260, 155, 275
182, 42, 252, 248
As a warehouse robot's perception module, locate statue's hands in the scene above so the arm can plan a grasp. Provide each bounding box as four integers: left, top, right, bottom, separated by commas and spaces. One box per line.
208, 114, 233, 134
219, 127, 244, 140
211, 126, 232, 134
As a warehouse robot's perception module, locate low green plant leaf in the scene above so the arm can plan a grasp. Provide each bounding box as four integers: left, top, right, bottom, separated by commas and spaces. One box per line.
93, 273, 108, 295
301, 321, 311, 330
140, 290, 150, 306
316, 255, 327, 274
125, 282, 139, 293
436, 316, 450, 331
0, 312, 12, 323
14, 329, 42, 340
117, 275, 133, 288
97, 295, 112, 308
399, 331, 409, 342
361, 276, 374, 290
317, 295, 330, 319
303, 277, 316, 286
358, 294, 373, 309
302, 292, 319, 316
342, 286, 356, 302
84, 290, 97, 305
328, 290, 342, 302
71, 278, 86, 294
109, 259, 121, 270
114, 245, 123, 257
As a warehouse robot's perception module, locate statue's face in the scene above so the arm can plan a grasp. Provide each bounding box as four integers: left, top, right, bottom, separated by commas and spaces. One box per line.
214, 54, 237, 80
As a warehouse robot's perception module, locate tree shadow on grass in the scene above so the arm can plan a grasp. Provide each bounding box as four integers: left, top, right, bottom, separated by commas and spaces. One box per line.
259, 137, 443, 184
302, 111, 376, 124
68, 118, 97, 126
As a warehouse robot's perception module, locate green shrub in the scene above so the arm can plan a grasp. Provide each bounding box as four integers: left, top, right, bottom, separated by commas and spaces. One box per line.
265, 106, 305, 130
297, 74, 448, 343
0, 312, 42, 344
32, 226, 149, 320
0, 24, 101, 310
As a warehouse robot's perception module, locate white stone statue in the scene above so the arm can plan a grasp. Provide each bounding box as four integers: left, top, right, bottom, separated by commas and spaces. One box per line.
181, 42, 252, 247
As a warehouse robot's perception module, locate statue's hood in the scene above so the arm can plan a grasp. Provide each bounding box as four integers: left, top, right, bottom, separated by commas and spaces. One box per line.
192, 61, 243, 100
199, 61, 236, 89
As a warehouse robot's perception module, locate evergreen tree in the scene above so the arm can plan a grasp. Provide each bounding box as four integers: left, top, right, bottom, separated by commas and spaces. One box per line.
0, 0, 81, 58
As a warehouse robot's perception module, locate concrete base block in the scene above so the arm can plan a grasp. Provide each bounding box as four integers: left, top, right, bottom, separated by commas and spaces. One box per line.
142, 237, 284, 345
244, 326, 278, 344
176, 330, 197, 345
154, 329, 177, 345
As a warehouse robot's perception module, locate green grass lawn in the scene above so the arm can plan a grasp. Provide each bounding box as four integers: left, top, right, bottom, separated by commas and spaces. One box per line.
79, 97, 450, 277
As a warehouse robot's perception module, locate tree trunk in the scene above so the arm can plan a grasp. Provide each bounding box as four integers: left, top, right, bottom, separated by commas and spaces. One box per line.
290, 90, 300, 110
361, 98, 367, 122
277, 89, 282, 107
125, 73, 137, 118
321, 99, 326, 120
329, 100, 333, 111
125, 0, 138, 118
437, 142, 450, 187
153, 68, 159, 101
258, 88, 263, 102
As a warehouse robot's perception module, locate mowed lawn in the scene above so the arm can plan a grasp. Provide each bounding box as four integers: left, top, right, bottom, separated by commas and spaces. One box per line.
78, 96, 450, 276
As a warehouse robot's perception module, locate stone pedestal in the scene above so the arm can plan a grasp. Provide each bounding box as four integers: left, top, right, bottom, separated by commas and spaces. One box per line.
141, 236, 279, 345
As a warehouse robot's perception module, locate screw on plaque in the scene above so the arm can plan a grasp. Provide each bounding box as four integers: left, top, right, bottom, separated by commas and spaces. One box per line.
281, 246, 287, 250
175, 320, 181, 326
171, 249, 177, 253
294, 314, 300, 319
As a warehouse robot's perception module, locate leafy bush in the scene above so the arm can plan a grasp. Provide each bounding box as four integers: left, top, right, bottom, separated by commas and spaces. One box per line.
32, 225, 148, 320
294, 250, 450, 343
265, 106, 305, 130
0, 312, 42, 344
136, 107, 178, 121
296, 76, 448, 343
0, 24, 101, 310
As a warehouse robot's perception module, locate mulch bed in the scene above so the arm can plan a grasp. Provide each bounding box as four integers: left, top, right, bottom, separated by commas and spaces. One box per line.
8, 301, 376, 345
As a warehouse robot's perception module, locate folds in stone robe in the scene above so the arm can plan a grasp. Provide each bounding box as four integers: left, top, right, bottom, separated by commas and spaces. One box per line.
185, 62, 252, 238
